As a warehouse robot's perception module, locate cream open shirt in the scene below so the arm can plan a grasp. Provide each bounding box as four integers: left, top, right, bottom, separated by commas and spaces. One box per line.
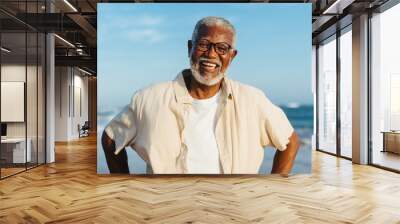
105, 70, 294, 174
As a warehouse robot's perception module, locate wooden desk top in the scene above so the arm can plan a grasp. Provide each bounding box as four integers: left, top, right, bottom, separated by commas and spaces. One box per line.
381, 131, 400, 134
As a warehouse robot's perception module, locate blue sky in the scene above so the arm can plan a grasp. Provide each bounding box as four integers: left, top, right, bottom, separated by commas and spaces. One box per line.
98, 3, 312, 112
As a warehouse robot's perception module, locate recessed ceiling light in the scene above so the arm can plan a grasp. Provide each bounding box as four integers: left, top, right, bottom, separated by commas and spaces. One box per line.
54, 34, 75, 48
78, 67, 93, 76
1, 47, 11, 53
63, 0, 78, 12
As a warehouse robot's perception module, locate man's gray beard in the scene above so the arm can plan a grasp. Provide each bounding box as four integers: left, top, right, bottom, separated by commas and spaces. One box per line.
190, 62, 226, 86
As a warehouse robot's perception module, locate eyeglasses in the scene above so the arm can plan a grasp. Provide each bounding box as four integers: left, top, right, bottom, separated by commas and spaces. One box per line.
195, 39, 233, 55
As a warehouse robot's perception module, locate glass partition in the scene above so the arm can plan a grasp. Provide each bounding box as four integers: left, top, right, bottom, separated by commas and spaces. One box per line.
27, 0, 37, 170
317, 35, 337, 155
38, 32, 45, 165
27, 30, 38, 169
1, 30, 28, 177
339, 26, 352, 158
0, 1, 46, 179
370, 3, 400, 171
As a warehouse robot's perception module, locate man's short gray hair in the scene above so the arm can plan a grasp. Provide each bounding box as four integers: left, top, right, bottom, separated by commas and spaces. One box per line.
191, 16, 236, 47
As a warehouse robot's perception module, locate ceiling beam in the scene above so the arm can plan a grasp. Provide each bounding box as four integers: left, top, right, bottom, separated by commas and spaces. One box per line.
322, 0, 356, 14
55, 55, 96, 73
67, 13, 97, 46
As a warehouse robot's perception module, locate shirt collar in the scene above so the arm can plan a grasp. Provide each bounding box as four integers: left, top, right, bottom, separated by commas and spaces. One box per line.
173, 69, 233, 104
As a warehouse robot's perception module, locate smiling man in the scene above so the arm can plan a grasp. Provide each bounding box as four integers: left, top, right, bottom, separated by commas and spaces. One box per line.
102, 16, 300, 175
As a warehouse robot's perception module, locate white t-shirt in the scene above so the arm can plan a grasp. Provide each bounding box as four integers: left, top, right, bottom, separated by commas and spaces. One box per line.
184, 90, 222, 174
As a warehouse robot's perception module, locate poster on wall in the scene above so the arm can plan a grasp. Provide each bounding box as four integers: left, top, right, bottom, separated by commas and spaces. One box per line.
1, 82, 25, 122
97, 3, 313, 175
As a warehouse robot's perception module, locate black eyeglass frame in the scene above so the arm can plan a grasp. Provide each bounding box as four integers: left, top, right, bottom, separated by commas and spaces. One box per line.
194, 39, 234, 55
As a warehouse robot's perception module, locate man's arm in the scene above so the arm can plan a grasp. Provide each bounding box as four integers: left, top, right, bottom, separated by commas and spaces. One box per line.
271, 132, 300, 176
101, 131, 129, 173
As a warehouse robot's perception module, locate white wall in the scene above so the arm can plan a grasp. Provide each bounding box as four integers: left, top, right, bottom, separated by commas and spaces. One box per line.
72, 72, 89, 138
1, 63, 46, 164
55, 67, 89, 141
1, 65, 40, 137
55, 66, 69, 141
1, 65, 27, 140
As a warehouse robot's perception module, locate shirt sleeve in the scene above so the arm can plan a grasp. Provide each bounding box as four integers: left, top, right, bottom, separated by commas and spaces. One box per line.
104, 93, 139, 155
258, 90, 294, 151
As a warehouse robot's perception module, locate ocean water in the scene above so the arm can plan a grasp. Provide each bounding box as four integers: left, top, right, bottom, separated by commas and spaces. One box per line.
97, 105, 313, 174
259, 105, 313, 174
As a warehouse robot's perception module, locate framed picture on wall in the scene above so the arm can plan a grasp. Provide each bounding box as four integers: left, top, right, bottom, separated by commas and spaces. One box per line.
97, 3, 312, 175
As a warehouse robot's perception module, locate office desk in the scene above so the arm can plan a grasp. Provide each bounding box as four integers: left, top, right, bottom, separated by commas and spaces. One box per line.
382, 131, 400, 154
1, 138, 31, 163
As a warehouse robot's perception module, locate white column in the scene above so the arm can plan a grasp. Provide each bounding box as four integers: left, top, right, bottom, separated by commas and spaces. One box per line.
352, 14, 369, 164
46, 33, 55, 163
46, 1, 55, 163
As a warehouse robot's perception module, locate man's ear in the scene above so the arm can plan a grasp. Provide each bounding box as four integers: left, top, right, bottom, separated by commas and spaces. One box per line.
188, 40, 193, 57
230, 49, 238, 61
